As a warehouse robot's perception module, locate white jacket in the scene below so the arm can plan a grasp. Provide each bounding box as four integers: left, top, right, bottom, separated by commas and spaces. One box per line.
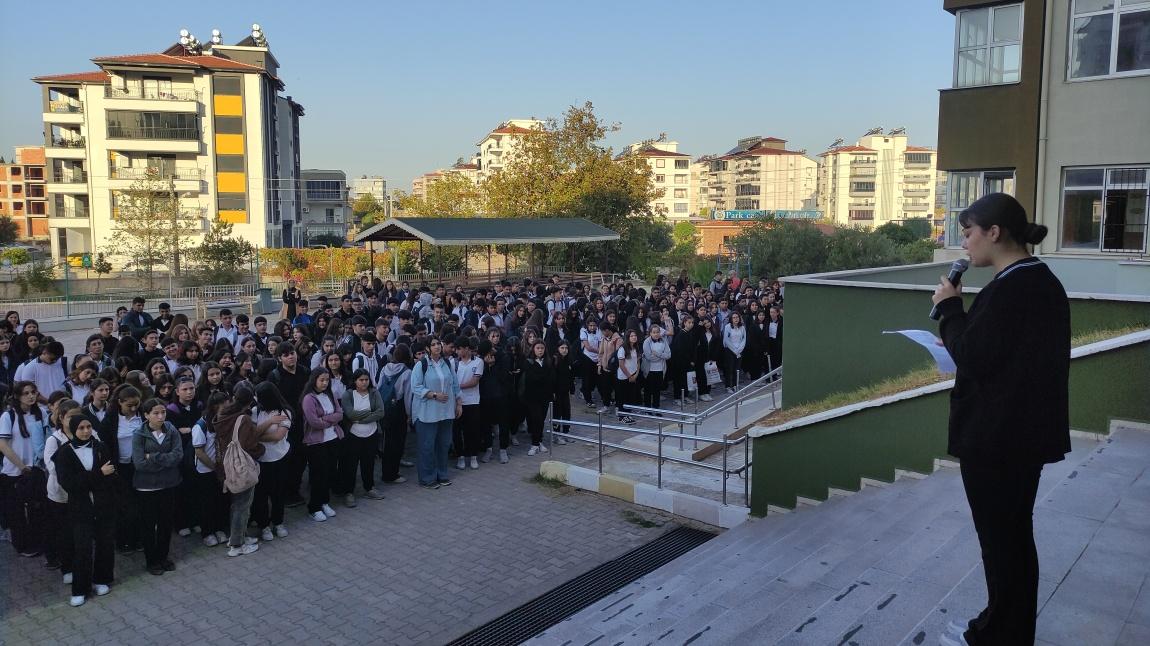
723, 325, 746, 357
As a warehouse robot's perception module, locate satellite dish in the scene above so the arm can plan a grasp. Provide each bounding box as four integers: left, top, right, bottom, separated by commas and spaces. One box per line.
179, 36, 189, 45
211, 28, 221, 37
252, 23, 261, 31
179, 28, 190, 37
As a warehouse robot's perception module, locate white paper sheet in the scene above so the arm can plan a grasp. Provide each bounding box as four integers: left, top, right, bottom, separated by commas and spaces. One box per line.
882, 329, 957, 374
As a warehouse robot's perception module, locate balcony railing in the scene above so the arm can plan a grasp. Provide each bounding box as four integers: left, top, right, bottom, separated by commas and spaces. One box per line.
53, 170, 88, 183
849, 159, 876, 166
904, 174, 931, 183
850, 166, 876, 177
49, 100, 84, 113
109, 167, 205, 181
53, 206, 89, 219
105, 86, 201, 101
49, 137, 86, 148
904, 202, 931, 211
107, 126, 199, 140
903, 188, 930, 197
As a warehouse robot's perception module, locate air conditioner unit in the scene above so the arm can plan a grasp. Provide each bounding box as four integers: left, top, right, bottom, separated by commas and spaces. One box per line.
302, 206, 309, 213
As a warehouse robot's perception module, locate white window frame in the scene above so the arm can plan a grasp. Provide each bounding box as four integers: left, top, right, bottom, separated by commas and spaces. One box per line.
953, 3, 1025, 88
945, 170, 1017, 248
1058, 165, 1149, 253
1068, 0, 1150, 81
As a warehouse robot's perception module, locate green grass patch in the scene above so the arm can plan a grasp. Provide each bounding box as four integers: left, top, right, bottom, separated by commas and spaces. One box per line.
621, 510, 665, 528
760, 325, 1148, 427
529, 473, 571, 492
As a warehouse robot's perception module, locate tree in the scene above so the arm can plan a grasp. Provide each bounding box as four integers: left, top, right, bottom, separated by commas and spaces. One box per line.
92, 252, 113, 293
187, 217, 256, 285
874, 222, 919, 246
0, 216, 19, 245
667, 221, 700, 269
483, 101, 662, 274
109, 170, 201, 291
391, 176, 482, 272
736, 219, 830, 278
352, 193, 387, 227
16, 261, 55, 296
826, 227, 900, 271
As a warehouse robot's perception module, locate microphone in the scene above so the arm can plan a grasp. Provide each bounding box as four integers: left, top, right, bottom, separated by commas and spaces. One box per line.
929, 259, 969, 321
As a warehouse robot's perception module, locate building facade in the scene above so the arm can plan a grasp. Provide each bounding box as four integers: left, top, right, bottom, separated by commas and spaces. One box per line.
300, 169, 349, 245
621, 140, 694, 220
33, 25, 304, 263
0, 146, 47, 240
476, 119, 544, 181
938, 0, 1149, 256
699, 137, 818, 217
817, 130, 938, 230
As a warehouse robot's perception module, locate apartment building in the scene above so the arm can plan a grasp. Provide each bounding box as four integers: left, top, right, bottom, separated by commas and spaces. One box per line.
476, 119, 544, 180
0, 146, 48, 240
33, 24, 304, 263
699, 137, 818, 216
300, 169, 349, 245
351, 176, 387, 203
938, 1, 1148, 256
817, 129, 938, 229
620, 140, 694, 220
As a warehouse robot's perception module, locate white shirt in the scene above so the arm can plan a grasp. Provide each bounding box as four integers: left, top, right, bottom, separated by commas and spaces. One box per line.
769, 321, 779, 339
616, 347, 639, 381
349, 392, 377, 438
0, 407, 48, 476
45, 430, 69, 503
318, 394, 338, 443
254, 409, 291, 462
454, 357, 483, 406
580, 329, 602, 362
191, 423, 217, 474
116, 415, 140, 463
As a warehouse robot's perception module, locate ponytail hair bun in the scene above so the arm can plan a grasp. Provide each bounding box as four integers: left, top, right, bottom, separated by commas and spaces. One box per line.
1023, 222, 1048, 245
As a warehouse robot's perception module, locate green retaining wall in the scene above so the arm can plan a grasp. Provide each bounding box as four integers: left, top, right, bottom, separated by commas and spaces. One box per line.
783, 280, 1150, 406
751, 337, 1150, 516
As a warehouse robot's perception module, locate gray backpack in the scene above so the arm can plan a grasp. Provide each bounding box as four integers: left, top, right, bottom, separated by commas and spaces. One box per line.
222, 415, 260, 493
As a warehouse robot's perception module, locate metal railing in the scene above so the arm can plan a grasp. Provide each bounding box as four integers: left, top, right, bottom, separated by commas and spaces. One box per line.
52, 170, 88, 183
52, 206, 89, 219
49, 137, 86, 149
105, 86, 201, 101
548, 364, 782, 507
49, 100, 84, 113
109, 166, 204, 181
106, 126, 199, 141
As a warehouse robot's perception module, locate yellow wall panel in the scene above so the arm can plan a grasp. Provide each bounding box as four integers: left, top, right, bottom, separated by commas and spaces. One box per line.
213, 95, 243, 116
216, 172, 246, 193
215, 134, 245, 155
219, 209, 247, 224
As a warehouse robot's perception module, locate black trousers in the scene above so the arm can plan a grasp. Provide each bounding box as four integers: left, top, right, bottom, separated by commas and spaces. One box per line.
723, 350, 742, 388
454, 405, 482, 457
339, 432, 378, 494
137, 487, 175, 568
643, 370, 665, 408
695, 364, 712, 395
525, 402, 548, 446
306, 441, 335, 513
596, 368, 614, 408
0, 473, 47, 555
285, 417, 307, 498
46, 500, 74, 572
552, 392, 571, 434
615, 377, 639, 415
671, 365, 691, 401
251, 458, 287, 528
379, 412, 408, 482
71, 514, 115, 597
580, 357, 597, 403
174, 464, 198, 531
114, 463, 139, 550
195, 471, 228, 537
960, 460, 1043, 646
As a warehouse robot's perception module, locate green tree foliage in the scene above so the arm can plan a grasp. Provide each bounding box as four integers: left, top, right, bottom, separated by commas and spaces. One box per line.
874, 221, 920, 246
390, 175, 481, 272
351, 194, 383, 222
93, 252, 113, 293
0, 248, 31, 265
0, 216, 19, 245
187, 217, 256, 285
109, 170, 201, 291
16, 262, 55, 296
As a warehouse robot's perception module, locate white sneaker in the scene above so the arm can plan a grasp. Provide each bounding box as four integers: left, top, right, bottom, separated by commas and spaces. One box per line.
321, 504, 337, 518
92, 584, 110, 596
261, 527, 274, 542
274, 524, 288, 538
673, 399, 682, 406
700, 394, 713, 402
62, 572, 73, 585
456, 457, 466, 470
202, 535, 219, 547
538, 444, 549, 454
938, 631, 969, 646
527, 445, 539, 456
511, 436, 521, 446
481, 448, 492, 463
69, 595, 86, 607
214, 531, 228, 544
310, 511, 327, 522
227, 543, 259, 557
244, 536, 259, 546
177, 528, 191, 537
499, 450, 509, 464
553, 436, 568, 445
469, 457, 479, 470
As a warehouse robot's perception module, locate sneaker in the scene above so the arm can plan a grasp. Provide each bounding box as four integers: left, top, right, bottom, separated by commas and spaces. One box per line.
511, 436, 521, 446
161, 559, 176, 572
400, 459, 415, 468
343, 494, 357, 508
456, 457, 466, 470
227, 543, 259, 557
202, 535, 219, 547
700, 394, 713, 402
946, 620, 971, 636
538, 444, 549, 454
261, 527, 274, 542
469, 457, 479, 470
363, 488, 385, 500
481, 448, 492, 463
274, 524, 288, 538
310, 511, 327, 522
420, 482, 441, 490
62, 572, 73, 584
623, 416, 637, 425
70, 595, 86, 607
284, 494, 305, 508
321, 504, 337, 518
553, 435, 568, 445
243, 537, 259, 546
384, 476, 406, 484
215, 531, 228, 544
528, 445, 539, 456
499, 450, 509, 464
438, 479, 453, 487
92, 584, 110, 596
584, 401, 598, 410
177, 528, 192, 537
192, 525, 201, 534
938, 632, 969, 646
147, 566, 165, 576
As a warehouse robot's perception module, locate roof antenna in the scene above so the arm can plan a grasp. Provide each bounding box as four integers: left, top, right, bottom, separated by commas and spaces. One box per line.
251, 23, 267, 47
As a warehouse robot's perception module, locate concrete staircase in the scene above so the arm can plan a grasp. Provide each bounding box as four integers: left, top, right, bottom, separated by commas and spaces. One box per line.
526, 427, 1150, 646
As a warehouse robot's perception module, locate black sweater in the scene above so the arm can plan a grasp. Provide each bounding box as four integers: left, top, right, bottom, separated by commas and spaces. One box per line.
53, 439, 118, 521
937, 257, 1070, 465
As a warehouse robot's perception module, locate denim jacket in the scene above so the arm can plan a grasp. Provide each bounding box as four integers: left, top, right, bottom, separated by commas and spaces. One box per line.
409, 357, 460, 424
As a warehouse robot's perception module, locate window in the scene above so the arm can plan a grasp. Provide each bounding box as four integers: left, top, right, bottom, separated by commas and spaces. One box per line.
954, 4, 1023, 87
851, 182, 875, 192
1061, 166, 1148, 252
10, 167, 20, 176
214, 76, 242, 96
675, 159, 689, 170
674, 174, 688, 185
655, 159, 665, 168
1070, 0, 1150, 79
849, 209, 875, 221
106, 111, 198, 139
216, 155, 245, 172
218, 194, 246, 211
905, 153, 933, 165
655, 174, 665, 183
215, 116, 243, 134
946, 170, 1016, 246
325, 208, 336, 223
305, 180, 343, 200
674, 203, 689, 214
674, 188, 687, 198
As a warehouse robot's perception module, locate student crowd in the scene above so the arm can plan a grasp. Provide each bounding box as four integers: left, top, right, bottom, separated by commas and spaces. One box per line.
0, 270, 782, 608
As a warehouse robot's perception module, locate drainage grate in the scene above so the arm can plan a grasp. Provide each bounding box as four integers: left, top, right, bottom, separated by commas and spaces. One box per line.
446, 526, 716, 646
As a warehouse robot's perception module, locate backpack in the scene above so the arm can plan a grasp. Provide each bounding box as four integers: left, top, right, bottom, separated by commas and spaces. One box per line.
606, 346, 620, 374
378, 368, 404, 418
221, 415, 260, 494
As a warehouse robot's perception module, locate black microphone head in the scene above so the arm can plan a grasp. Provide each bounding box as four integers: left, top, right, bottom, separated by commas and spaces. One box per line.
951, 259, 970, 275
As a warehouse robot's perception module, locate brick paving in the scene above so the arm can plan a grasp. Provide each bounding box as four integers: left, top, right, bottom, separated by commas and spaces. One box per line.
1, 435, 681, 646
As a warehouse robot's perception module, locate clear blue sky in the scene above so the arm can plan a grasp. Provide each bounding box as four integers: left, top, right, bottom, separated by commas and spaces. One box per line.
0, 0, 955, 191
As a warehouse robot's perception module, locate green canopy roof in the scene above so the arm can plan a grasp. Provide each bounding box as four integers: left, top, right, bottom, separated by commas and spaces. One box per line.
353, 217, 620, 246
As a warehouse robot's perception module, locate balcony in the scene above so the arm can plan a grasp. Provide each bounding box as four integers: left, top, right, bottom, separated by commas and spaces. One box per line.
848, 209, 875, 221
849, 159, 876, 167
53, 170, 88, 183
849, 186, 876, 197
850, 165, 876, 177
107, 126, 200, 153
49, 100, 83, 113
904, 174, 931, 183
109, 166, 204, 181
903, 188, 930, 197
903, 202, 931, 212
104, 86, 200, 112
46, 137, 87, 159
51, 205, 89, 219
